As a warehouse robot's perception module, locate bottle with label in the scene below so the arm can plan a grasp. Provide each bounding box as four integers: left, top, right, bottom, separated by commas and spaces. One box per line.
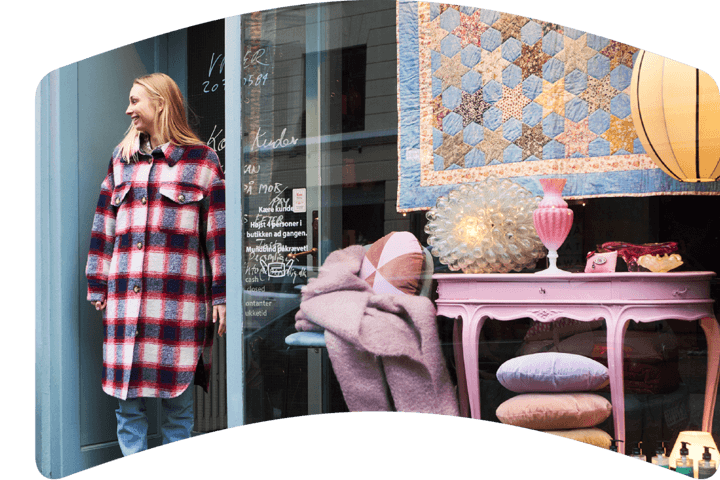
609, 439, 624, 452
651, 441, 670, 468
675, 441, 694, 477
629, 441, 646, 462
698, 446, 717, 479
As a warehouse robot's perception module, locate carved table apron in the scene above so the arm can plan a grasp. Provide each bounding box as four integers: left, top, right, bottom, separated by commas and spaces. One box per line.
434, 272, 718, 454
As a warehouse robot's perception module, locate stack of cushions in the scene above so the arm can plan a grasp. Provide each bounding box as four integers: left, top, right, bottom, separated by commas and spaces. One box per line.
359, 231, 425, 296
495, 352, 614, 449
517, 321, 680, 394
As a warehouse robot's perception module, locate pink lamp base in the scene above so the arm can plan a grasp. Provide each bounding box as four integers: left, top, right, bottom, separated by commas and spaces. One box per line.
535, 250, 571, 275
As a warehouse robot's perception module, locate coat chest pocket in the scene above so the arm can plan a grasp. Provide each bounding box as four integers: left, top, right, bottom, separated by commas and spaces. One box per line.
157, 183, 205, 233
159, 183, 205, 205
112, 184, 133, 235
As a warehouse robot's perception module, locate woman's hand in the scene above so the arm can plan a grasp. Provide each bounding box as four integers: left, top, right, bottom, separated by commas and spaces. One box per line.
213, 304, 227, 337
94, 300, 107, 311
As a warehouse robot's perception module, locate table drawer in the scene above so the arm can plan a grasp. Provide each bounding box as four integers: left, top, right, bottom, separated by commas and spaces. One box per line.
437, 280, 613, 302
614, 279, 710, 300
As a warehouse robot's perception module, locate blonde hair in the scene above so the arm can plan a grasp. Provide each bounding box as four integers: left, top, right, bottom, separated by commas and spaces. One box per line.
119, 73, 203, 162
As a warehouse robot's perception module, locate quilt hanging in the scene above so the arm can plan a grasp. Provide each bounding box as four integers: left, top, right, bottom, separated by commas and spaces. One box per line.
396, 1, 720, 212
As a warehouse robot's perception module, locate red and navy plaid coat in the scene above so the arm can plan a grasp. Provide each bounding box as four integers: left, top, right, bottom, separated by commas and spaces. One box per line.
85, 140, 226, 400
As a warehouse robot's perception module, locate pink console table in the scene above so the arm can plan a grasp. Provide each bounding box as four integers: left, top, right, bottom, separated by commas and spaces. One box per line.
434, 272, 719, 454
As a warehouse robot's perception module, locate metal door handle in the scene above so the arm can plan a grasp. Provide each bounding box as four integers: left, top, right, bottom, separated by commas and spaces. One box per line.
287, 247, 317, 260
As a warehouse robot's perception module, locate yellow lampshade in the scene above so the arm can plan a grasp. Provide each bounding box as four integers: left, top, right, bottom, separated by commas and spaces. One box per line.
669, 431, 719, 478
630, 50, 720, 182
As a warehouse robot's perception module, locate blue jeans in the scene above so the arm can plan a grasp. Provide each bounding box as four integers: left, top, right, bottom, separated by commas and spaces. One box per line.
115, 384, 195, 456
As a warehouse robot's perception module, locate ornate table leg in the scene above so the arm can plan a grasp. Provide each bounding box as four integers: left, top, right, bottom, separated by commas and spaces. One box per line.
453, 317, 470, 418
462, 310, 487, 420
700, 316, 720, 432
606, 313, 629, 454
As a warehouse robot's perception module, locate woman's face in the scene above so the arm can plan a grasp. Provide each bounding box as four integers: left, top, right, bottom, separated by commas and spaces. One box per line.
126, 84, 161, 138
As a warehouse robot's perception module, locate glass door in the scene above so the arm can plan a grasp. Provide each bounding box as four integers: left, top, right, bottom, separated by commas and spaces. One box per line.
239, 1, 400, 423
240, 4, 333, 423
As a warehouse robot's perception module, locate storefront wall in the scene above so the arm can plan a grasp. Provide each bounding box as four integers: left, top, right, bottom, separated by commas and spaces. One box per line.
36, 33, 189, 477
36, 1, 720, 477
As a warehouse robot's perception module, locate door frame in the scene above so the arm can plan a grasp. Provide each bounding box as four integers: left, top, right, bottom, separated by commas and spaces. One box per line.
35, 33, 189, 478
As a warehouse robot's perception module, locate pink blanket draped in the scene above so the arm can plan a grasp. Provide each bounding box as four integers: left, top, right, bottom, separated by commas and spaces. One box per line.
294, 245, 459, 416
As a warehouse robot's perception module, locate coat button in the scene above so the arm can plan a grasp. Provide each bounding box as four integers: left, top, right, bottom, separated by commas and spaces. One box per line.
115, 196, 121, 205
178, 194, 185, 202
137, 242, 143, 249
141, 196, 147, 205
135, 330, 139, 337
133, 285, 140, 293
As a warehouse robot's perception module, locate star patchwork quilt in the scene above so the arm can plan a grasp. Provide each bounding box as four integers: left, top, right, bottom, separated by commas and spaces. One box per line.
396, 1, 720, 212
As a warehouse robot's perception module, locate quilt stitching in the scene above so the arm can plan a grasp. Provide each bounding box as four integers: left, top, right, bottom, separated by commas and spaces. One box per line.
396, 1, 720, 212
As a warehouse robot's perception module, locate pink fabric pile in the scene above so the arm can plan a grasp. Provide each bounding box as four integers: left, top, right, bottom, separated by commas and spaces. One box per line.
295, 245, 459, 416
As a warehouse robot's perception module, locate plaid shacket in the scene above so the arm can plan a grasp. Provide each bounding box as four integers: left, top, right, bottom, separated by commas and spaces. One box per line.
86, 140, 226, 400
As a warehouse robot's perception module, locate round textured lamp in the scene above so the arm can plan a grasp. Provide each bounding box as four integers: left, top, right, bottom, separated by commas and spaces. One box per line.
630, 50, 720, 182
424, 177, 546, 273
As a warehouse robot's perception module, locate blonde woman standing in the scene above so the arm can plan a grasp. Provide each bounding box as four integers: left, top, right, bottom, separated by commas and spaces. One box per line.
85, 73, 226, 456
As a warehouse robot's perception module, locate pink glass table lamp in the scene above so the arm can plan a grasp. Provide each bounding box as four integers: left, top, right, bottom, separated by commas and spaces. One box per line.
533, 178, 573, 275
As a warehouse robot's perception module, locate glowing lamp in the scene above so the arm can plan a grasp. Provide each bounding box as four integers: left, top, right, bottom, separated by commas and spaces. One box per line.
630, 50, 720, 182
425, 177, 546, 274
669, 431, 719, 478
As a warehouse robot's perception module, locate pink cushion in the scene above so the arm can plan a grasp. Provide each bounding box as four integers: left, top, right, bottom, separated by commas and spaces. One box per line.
524, 318, 603, 342
496, 393, 612, 430
359, 232, 424, 296
497, 352, 609, 393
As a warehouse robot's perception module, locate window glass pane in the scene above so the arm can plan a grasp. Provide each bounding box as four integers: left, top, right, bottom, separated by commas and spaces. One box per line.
186, 19, 228, 432
240, 2, 407, 423
235, 5, 720, 462
241, 7, 312, 423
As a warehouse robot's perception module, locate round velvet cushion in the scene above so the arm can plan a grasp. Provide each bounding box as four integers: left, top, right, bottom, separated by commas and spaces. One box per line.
496, 393, 612, 430
497, 352, 609, 393
543, 428, 613, 449
359, 232, 425, 296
